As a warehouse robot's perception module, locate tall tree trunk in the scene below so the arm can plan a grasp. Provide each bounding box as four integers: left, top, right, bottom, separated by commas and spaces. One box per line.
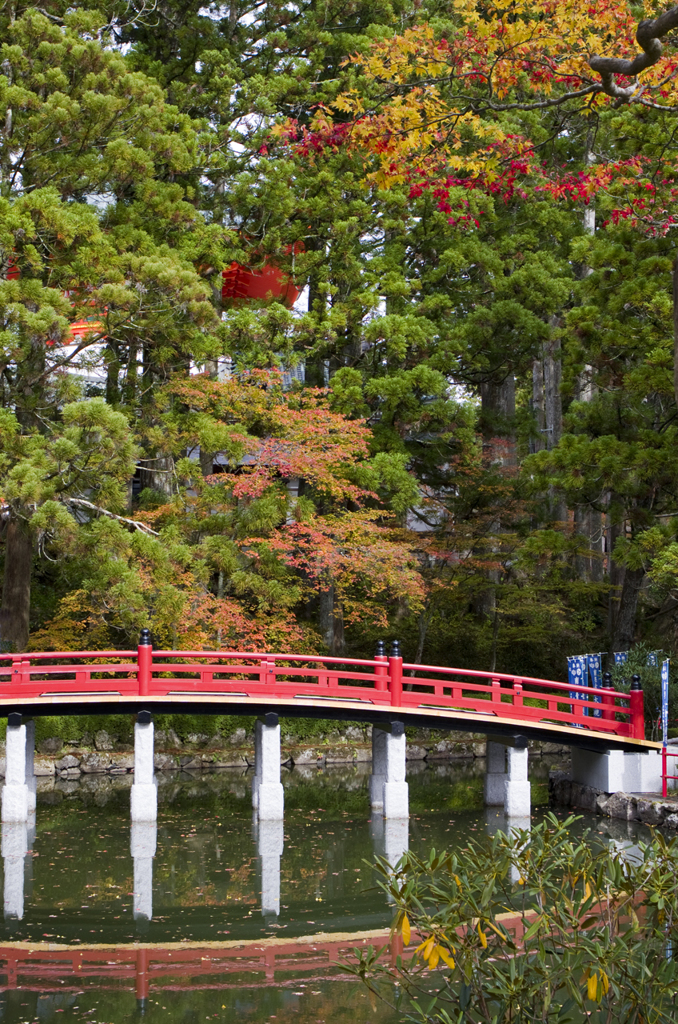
139, 457, 175, 497
612, 565, 645, 653
607, 512, 624, 635
531, 356, 545, 454
574, 506, 603, 581
533, 323, 566, 523
572, 165, 602, 572
413, 602, 431, 666
480, 375, 516, 467
489, 604, 500, 673
474, 376, 515, 621
543, 329, 562, 450
319, 585, 345, 656
199, 358, 220, 478
0, 517, 32, 651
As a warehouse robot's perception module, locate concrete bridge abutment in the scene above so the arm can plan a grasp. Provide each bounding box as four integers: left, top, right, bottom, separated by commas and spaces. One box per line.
570, 746, 663, 794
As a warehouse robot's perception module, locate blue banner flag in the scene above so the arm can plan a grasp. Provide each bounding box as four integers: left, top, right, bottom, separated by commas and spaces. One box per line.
588, 653, 603, 718
614, 651, 628, 665
647, 652, 658, 668
567, 656, 586, 727
662, 660, 670, 745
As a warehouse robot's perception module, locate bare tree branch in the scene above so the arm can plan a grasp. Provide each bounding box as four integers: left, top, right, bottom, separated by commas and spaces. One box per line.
67, 498, 159, 536
589, 7, 678, 99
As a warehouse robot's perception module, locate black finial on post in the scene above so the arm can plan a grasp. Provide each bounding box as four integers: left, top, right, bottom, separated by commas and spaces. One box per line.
7, 712, 21, 727
390, 639, 401, 658
375, 640, 386, 657
139, 628, 152, 646
603, 671, 612, 687
631, 673, 642, 691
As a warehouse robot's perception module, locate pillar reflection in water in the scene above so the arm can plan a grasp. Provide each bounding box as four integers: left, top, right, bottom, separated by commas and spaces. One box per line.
2, 815, 35, 921
484, 808, 531, 884
131, 821, 157, 923
253, 815, 284, 919
370, 815, 409, 901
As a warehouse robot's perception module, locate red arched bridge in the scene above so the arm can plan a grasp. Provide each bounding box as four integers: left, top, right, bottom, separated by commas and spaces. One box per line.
0, 637, 654, 752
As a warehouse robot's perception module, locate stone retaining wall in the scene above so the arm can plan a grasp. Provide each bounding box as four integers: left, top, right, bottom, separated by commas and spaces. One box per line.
549, 770, 678, 830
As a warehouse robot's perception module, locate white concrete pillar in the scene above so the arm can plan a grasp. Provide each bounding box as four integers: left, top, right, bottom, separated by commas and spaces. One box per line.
2, 717, 29, 822
505, 746, 531, 817
131, 821, 157, 921
484, 741, 507, 806
382, 723, 408, 819
254, 715, 284, 820
131, 713, 157, 821
2, 822, 28, 920
369, 726, 388, 809
257, 819, 284, 917
484, 739, 531, 818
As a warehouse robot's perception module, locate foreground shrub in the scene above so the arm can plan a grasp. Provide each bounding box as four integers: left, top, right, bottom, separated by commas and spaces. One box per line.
343, 814, 678, 1023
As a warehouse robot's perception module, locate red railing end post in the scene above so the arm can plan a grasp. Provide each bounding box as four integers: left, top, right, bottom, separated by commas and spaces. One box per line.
629, 673, 645, 741
388, 640, 403, 707
374, 639, 388, 692
137, 628, 152, 697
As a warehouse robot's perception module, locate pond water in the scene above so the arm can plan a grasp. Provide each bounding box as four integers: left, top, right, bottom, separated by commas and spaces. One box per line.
0, 757, 654, 1023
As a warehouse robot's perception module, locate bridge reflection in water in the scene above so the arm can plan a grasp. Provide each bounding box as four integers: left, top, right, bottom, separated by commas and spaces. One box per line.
0, 798, 411, 1017
1, 812, 410, 928
0, 932, 402, 1012
0, 761, 655, 1022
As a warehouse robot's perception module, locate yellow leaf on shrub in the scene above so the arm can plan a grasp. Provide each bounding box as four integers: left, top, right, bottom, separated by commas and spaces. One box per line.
438, 948, 455, 969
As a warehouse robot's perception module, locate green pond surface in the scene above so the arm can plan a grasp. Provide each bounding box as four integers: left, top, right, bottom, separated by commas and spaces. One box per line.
0, 757, 654, 1023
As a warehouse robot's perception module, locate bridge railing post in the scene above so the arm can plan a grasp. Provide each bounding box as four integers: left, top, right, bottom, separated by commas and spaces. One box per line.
629, 673, 645, 740
388, 641, 403, 707
137, 629, 152, 697
11, 657, 30, 689
374, 640, 388, 692
259, 659, 275, 686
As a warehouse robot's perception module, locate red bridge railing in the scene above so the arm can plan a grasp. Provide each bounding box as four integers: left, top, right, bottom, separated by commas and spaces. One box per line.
0, 636, 644, 740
